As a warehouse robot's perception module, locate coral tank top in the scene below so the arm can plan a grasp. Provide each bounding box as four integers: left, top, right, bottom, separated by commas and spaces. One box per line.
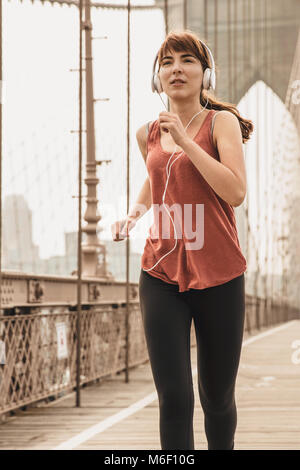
141, 109, 247, 292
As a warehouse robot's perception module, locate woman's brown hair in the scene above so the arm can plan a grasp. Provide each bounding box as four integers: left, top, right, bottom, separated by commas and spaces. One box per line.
157, 30, 254, 144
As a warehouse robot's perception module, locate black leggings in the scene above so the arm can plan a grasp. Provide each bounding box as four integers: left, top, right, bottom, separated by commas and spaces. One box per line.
138, 269, 245, 450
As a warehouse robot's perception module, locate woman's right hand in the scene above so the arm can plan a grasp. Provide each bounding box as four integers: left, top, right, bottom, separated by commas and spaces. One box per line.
111, 216, 137, 242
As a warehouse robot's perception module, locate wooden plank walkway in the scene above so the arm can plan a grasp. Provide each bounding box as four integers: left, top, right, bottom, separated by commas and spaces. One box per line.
0, 320, 299, 450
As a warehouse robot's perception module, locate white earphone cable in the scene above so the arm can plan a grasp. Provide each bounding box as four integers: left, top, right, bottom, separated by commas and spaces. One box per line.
144, 93, 209, 272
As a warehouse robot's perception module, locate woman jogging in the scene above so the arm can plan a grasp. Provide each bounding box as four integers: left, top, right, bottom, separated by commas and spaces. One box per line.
112, 30, 253, 450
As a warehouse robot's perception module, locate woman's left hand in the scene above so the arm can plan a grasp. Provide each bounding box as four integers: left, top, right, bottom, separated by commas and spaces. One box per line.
159, 111, 190, 148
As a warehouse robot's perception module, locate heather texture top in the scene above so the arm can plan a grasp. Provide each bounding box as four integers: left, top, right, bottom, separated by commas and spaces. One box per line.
141, 109, 247, 292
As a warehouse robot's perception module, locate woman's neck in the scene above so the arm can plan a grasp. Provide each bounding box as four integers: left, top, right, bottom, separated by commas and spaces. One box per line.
169, 100, 207, 128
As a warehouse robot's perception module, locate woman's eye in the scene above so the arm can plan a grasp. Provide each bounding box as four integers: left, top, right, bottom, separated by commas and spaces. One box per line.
162, 59, 192, 65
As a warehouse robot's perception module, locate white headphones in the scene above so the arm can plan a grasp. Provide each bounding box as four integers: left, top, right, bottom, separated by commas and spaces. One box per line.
144, 39, 216, 274
151, 39, 216, 94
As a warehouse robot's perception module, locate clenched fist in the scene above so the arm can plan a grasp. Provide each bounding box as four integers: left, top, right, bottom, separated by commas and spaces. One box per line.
111, 216, 137, 241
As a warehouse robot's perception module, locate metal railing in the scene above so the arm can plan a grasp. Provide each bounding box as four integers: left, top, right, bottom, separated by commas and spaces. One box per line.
0, 295, 299, 416
0, 302, 149, 414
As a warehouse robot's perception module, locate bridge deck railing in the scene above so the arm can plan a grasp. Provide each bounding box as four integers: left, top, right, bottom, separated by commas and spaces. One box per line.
0, 296, 299, 416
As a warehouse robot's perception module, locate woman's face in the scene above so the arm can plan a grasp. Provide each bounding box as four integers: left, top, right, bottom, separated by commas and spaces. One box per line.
158, 49, 204, 99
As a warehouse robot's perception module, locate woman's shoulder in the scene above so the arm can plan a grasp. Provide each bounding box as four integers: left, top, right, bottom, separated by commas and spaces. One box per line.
136, 120, 154, 139
210, 109, 238, 134
212, 109, 238, 122
136, 120, 158, 163
146, 119, 158, 133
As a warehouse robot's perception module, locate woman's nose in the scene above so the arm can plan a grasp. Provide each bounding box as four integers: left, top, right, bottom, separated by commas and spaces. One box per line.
171, 62, 183, 72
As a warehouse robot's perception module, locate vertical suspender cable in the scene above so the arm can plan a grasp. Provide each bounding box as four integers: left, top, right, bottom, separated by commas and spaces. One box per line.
247, 0, 251, 307
248, 0, 260, 328
164, 0, 168, 35
243, 0, 251, 334
203, 0, 207, 65
0, 0, 2, 316
214, 0, 218, 97
246, 0, 260, 330
164, 0, 170, 112
254, 0, 260, 330
76, 0, 84, 407
204, 0, 207, 41
264, 0, 270, 326
233, 0, 237, 102
227, 0, 232, 103
261, 0, 267, 325
125, 0, 131, 383
269, 0, 275, 324
183, 0, 187, 30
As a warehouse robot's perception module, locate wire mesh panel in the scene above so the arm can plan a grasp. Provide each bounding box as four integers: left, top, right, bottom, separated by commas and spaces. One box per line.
0, 312, 77, 412
0, 304, 197, 413
0, 304, 142, 412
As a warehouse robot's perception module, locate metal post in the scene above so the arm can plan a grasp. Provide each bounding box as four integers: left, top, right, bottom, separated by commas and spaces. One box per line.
76, 0, 84, 408
81, 0, 105, 278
